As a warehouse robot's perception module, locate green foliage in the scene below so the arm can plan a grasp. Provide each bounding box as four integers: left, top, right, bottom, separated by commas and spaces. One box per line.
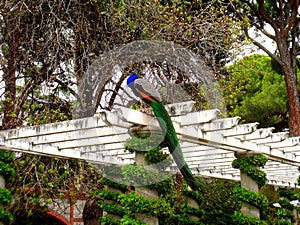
124, 134, 173, 187
0, 150, 15, 180
277, 208, 295, 221
0, 208, 13, 224
277, 198, 294, 211
277, 189, 297, 201
120, 214, 146, 225
233, 186, 268, 211
124, 135, 172, 170
221, 54, 300, 131
149, 177, 175, 196
117, 190, 204, 224
124, 135, 164, 153
98, 174, 277, 225
144, 146, 172, 170
297, 176, 300, 186
101, 135, 246, 224
99, 174, 244, 225
101, 216, 120, 225
101, 202, 126, 217
0, 161, 15, 180
232, 154, 268, 188
257, 185, 283, 224
99, 171, 208, 225
119, 191, 165, 216
199, 179, 238, 225
232, 211, 268, 225
0, 189, 12, 206
0, 150, 15, 163
101, 177, 128, 193
229, 0, 300, 135
122, 164, 169, 186
274, 188, 300, 224
0, 150, 14, 223
96, 189, 120, 202
183, 189, 204, 205
277, 219, 293, 225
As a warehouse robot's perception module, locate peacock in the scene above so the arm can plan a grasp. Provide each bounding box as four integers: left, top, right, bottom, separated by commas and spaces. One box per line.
127, 73, 203, 191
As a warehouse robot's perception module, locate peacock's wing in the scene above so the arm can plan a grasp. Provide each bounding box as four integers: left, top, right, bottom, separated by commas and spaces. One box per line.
150, 101, 183, 157
134, 79, 162, 102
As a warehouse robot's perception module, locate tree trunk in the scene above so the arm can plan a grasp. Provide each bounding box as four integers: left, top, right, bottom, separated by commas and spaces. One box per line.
281, 65, 300, 137
277, 39, 300, 137
2, 14, 19, 130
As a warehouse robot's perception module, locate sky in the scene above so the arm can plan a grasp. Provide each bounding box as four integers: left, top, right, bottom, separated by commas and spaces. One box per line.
238, 25, 277, 59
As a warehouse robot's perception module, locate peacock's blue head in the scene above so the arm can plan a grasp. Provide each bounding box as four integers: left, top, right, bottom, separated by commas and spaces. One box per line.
127, 73, 139, 86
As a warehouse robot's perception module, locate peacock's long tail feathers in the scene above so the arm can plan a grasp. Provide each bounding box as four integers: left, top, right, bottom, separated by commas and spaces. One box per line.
150, 101, 203, 191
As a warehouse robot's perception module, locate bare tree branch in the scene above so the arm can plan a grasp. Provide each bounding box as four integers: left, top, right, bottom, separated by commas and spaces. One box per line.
283, 0, 299, 38
258, 0, 280, 35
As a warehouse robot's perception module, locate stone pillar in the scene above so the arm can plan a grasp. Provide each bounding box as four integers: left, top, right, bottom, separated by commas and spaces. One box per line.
185, 196, 200, 221
134, 152, 159, 225
293, 208, 298, 225
235, 151, 260, 219
128, 125, 161, 225
240, 173, 260, 218
0, 175, 4, 188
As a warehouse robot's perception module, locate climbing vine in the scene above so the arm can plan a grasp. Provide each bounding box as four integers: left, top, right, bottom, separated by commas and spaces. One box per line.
233, 186, 268, 211
231, 154, 269, 225
232, 154, 268, 188
124, 134, 172, 170
232, 211, 268, 225
275, 189, 299, 225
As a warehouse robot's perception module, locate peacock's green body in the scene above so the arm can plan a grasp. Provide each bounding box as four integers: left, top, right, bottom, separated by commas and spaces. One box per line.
127, 74, 203, 191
